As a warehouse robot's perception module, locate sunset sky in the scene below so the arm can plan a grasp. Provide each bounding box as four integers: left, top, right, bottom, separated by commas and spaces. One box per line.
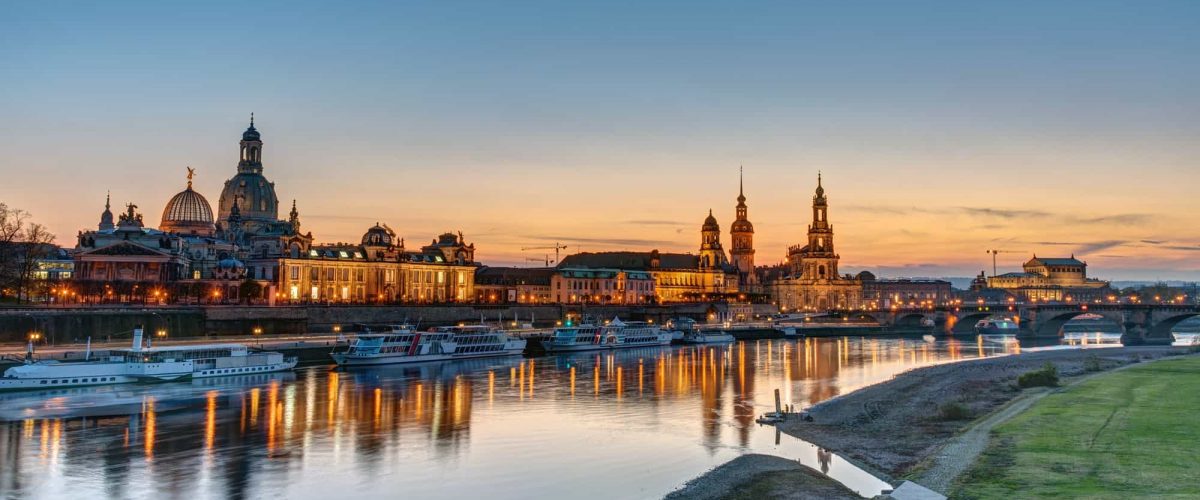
2, 1, 1197, 280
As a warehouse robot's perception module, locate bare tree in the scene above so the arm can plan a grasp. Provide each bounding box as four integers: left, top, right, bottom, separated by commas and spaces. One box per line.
0, 203, 30, 299
0, 204, 57, 303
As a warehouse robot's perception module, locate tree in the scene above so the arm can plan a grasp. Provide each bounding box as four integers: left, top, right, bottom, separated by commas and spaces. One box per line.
0, 204, 56, 303
239, 279, 263, 304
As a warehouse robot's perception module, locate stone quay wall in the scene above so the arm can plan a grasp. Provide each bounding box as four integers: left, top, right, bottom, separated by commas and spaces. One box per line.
0, 303, 778, 342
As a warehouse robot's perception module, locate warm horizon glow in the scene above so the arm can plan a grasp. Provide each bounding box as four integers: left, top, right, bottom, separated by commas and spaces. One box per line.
2, 1, 1198, 281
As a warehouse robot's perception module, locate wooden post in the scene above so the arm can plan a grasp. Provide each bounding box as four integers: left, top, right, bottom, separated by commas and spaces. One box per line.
774, 388, 782, 415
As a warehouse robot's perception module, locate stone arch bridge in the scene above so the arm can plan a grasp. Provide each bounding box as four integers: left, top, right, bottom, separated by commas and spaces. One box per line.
851, 304, 1199, 345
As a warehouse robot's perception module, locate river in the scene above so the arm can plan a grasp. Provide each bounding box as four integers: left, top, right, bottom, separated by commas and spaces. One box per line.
0, 335, 1113, 499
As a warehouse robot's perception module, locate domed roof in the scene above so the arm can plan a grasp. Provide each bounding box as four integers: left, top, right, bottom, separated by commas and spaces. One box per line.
731, 219, 754, 233
161, 180, 216, 236
855, 270, 877, 281
218, 257, 245, 269
362, 223, 394, 246
703, 209, 719, 230
219, 172, 279, 222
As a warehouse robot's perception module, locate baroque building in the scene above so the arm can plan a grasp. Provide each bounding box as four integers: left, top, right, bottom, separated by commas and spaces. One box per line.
985, 255, 1110, 302
275, 225, 477, 303
766, 174, 863, 311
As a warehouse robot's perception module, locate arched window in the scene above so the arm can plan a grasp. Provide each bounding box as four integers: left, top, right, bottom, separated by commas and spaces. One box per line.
819, 265, 826, 278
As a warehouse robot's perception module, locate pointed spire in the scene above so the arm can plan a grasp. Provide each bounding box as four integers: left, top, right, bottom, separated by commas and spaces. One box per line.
250, 112, 255, 128
815, 170, 825, 199
105, 191, 111, 210
736, 165, 747, 206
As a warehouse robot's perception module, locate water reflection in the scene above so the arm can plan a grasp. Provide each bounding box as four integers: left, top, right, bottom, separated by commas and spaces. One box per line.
2, 336, 1044, 499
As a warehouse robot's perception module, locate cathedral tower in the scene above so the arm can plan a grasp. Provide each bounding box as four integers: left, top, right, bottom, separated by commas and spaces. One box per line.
800, 173, 839, 280
729, 167, 756, 286
699, 209, 728, 269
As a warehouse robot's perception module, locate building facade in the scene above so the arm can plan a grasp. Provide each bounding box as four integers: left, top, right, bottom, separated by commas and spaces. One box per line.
766, 175, 863, 311
551, 268, 656, 304
986, 255, 1110, 302
474, 266, 554, 304
857, 272, 953, 309
275, 226, 477, 303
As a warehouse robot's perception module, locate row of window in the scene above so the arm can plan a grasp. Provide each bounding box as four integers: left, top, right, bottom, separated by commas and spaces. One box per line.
39, 376, 117, 385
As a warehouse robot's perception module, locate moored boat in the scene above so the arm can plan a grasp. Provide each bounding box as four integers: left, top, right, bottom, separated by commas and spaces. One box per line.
542, 324, 606, 353
434, 325, 527, 359
331, 326, 457, 366
601, 318, 672, 349
1, 328, 297, 392
679, 331, 735, 344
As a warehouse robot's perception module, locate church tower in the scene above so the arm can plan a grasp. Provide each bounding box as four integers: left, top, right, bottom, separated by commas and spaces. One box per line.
699, 209, 728, 269
801, 173, 839, 280
729, 168, 756, 286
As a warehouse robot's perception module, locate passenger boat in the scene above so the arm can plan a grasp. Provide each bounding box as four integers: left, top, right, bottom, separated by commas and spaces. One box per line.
544, 318, 671, 352
542, 324, 606, 353
330, 325, 457, 366
974, 318, 1019, 335
600, 318, 672, 349
0, 328, 297, 392
434, 325, 527, 358
679, 331, 735, 344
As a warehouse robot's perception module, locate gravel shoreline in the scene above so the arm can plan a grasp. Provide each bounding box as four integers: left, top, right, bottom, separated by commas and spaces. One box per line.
775, 346, 1182, 479
664, 454, 859, 500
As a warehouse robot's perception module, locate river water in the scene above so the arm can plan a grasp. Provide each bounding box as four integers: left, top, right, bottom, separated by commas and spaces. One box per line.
0, 335, 1113, 499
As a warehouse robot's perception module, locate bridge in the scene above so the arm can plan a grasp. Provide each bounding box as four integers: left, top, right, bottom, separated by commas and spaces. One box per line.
850, 303, 1200, 345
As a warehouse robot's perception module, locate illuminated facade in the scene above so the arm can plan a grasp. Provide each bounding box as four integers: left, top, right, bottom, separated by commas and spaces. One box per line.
766, 174, 863, 311
474, 266, 553, 304
551, 268, 655, 304
986, 255, 1110, 302
728, 169, 758, 292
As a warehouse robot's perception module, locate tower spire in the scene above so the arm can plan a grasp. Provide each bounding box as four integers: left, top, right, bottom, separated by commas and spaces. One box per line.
250, 112, 254, 127
105, 191, 111, 210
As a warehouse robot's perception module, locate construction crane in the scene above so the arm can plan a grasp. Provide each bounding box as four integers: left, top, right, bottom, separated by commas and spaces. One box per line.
985, 249, 1026, 277
525, 255, 553, 267
521, 243, 569, 264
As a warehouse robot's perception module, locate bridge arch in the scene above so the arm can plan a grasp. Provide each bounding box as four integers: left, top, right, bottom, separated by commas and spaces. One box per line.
895, 313, 930, 328
1034, 310, 1125, 338
1145, 312, 1200, 341
949, 312, 1000, 334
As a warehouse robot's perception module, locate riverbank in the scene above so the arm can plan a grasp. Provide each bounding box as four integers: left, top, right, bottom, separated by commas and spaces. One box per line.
951, 355, 1200, 498
774, 346, 1183, 485
665, 454, 859, 500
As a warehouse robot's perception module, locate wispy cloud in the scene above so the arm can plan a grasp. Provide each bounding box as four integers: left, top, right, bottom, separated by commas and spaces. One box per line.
624, 220, 688, 226
520, 235, 678, 248
1075, 240, 1127, 254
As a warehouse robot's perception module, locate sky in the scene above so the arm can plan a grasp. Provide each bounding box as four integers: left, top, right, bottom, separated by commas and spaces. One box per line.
1, 1, 1198, 280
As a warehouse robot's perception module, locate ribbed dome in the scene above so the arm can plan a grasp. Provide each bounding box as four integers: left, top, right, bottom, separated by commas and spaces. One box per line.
161, 187, 216, 236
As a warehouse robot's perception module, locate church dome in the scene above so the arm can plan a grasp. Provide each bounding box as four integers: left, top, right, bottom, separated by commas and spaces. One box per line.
161, 184, 216, 236
219, 173, 279, 222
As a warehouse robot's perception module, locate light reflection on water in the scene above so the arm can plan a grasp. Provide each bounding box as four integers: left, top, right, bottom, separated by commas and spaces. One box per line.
1, 336, 1087, 499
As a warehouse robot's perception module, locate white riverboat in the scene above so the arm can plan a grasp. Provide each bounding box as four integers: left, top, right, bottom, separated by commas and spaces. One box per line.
542, 324, 606, 353
434, 325, 527, 359
330, 326, 457, 366
679, 331, 735, 344
0, 328, 297, 392
544, 319, 670, 352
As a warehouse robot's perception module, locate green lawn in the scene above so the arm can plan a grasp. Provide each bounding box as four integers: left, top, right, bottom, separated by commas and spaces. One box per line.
954, 355, 1200, 499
